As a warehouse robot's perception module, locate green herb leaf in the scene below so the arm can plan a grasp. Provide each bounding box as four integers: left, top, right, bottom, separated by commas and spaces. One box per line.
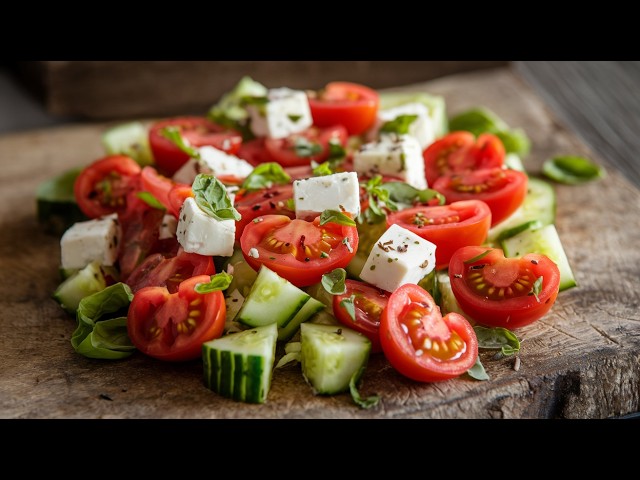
192, 174, 241, 221
321, 268, 347, 295
195, 272, 234, 294
349, 367, 380, 409
285, 198, 296, 211
380, 181, 445, 208
319, 209, 356, 226
467, 356, 490, 381
339, 294, 356, 322
241, 162, 291, 191
160, 126, 200, 159
293, 137, 323, 158
312, 162, 333, 177
357, 175, 396, 224
464, 249, 493, 264
240, 95, 269, 106
473, 326, 520, 356
542, 156, 606, 184
529, 276, 543, 303
496, 129, 531, 156
288, 114, 302, 123
380, 114, 418, 135
136, 191, 166, 210
449, 108, 508, 136
328, 138, 347, 160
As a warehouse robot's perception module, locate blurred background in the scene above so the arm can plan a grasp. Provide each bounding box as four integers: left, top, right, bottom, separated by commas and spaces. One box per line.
1, 61, 638, 187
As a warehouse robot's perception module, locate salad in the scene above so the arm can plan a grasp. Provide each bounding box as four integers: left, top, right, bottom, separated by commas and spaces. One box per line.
38, 77, 604, 408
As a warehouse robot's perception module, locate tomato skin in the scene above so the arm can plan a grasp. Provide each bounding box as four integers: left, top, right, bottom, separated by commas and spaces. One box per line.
264, 125, 348, 168
380, 284, 478, 382
236, 138, 274, 167
240, 214, 358, 287
149, 117, 242, 176
140, 166, 175, 211
74, 155, 142, 219
234, 185, 295, 241
448, 246, 560, 329
433, 168, 527, 226
423, 132, 505, 186
127, 275, 226, 362
167, 183, 194, 219
308, 82, 379, 136
386, 200, 491, 269
333, 280, 389, 353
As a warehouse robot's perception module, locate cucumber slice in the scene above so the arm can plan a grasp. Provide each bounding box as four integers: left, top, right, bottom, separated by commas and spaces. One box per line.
300, 323, 371, 395
346, 220, 387, 280
379, 91, 447, 137
202, 323, 277, 404
102, 122, 153, 166
417, 269, 439, 305
36, 167, 87, 235
309, 310, 340, 326
436, 271, 471, 321
278, 297, 325, 342
236, 265, 310, 328
53, 261, 107, 315
224, 248, 259, 297
501, 224, 577, 291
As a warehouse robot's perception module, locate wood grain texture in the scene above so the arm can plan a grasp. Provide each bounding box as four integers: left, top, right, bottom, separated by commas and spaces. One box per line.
1, 67, 639, 419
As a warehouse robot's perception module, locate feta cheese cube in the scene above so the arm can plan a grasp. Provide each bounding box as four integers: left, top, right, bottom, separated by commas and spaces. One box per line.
158, 214, 178, 240
172, 146, 254, 185
60, 214, 121, 270
176, 197, 235, 256
375, 103, 435, 149
359, 224, 436, 293
353, 134, 428, 190
293, 172, 360, 220
248, 87, 313, 139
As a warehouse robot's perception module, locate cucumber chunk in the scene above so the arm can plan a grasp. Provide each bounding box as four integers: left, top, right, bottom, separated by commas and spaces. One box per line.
278, 297, 325, 342
379, 91, 448, 137
501, 224, 577, 291
53, 261, 107, 315
202, 323, 277, 404
36, 167, 87, 235
102, 122, 153, 166
300, 323, 371, 395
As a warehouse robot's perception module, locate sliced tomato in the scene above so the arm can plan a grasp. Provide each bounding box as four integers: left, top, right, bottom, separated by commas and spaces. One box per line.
74, 155, 142, 219
283, 164, 314, 181
234, 185, 295, 241
236, 138, 274, 167
240, 214, 358, 287
433, 168, 527, 226
308, 82, 379, 135
449, 246, 560, 329
423, 132, 505, 185
264, 125, 348, 168
386, 200, 491, 269
333, 280, 389, 353
149, 117, 242, 176
141, 166, 175, 211
380, 283, 478, 382
167, 183, 194, 219
127, 275, 226, 362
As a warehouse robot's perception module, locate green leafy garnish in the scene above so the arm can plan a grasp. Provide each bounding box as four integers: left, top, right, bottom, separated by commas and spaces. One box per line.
463, 249, 492, 264
312, 139, 347, 176
293, 137, 323, 158
241, 162, 291, 191
328, 139, 347, 160
358, 175, 396, 225
160, 126, 200, 159
542, 156, 606, 184
195, 272, 234, 294
496, 129, 531, 157
349, 367, 380, 409
467, 356, 490, 381
380, 114, 418, 135
473, 326, 520, 356
339, 294, 356, 321
529, 276, 543, 303
319, 209, 356, 226
136, 191, 166, 210
102, 121, 154, 166
240, 95, 269, 106
321, 268, 347, 295
288, 114, 302, 123
381, 181, 445, 208
312, 162, 333, 176
192, 174, 241, 221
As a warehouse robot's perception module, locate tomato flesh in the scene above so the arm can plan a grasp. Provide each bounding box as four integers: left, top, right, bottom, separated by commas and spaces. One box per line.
234, 185, 295, 241
264, 125, 348, 168
308, 82, 379, 135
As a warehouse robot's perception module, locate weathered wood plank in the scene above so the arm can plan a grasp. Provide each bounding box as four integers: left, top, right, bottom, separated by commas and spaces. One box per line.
0, 67, 639, 418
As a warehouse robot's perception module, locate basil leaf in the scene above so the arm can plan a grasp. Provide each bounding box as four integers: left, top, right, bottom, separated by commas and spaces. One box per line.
496, 129, 531, 157
473, 326, 520, 356
328, 139, 347, 160
449, 108, 508, 136
357, 175, 397, 224
136, 191, 166, 210
312, 162, 333, 177
160, 126, 200, 159
71, 283, 135, 360
319, 209, 356, 226
321, 268, 347, 295
529, 276, 543, 303
241, 162, 291, 191
195, 272, 233, 294
192, 174, 241, 221
463, 249, 492, 264
349, 367, 380, 409
339, 295, 356, 321
380, 114, 418, 135
380, 181, 445, 208
542, 156, 606, 184
294, 137, 323, 158
240, 95, 269, 106
467, 356, 490, 381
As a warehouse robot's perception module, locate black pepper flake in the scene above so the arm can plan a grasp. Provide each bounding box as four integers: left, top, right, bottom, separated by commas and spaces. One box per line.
396, 244, 408, 253
305, 257, 310, 262
113, 235, 118, 246
419, 259, 429, 268
232, 298, 238, 303
300, 235, 306, 248
470, 264, 486, 270
252, 205, 261, 211
182, 214, 186, 221
99, 394, 113, 401
531, 259, 539, 265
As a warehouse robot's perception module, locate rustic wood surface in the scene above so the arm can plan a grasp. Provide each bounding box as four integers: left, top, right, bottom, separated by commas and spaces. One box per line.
1, 67, 639, 419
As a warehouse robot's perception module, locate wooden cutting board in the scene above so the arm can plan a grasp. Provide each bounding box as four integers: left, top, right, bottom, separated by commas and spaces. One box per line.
1, 67, 639, 419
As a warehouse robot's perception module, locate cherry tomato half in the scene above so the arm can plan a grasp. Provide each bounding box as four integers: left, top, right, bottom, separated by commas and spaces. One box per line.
264, 125, 348, 168
234, 185, 295, 242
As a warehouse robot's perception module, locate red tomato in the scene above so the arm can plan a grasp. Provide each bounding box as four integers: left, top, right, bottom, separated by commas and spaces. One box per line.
127, 275, 226, 362
284, 164, 314, 181
240, 214, 358, 287
308, 82, 379, 135
423, 132, 505, 185
380, 283, 478, 382
234, 185, 295, 241
167, 184, 194, 218
149, 117, 242, 176
74, 155, 142, 219
141, 166, 175, 211
433, 168, 527, 226
333, 280, 390, 353
386, 200, 491, 269
448, 246, 560, 329
264, 125, 348, 168
237, 138, 274, 166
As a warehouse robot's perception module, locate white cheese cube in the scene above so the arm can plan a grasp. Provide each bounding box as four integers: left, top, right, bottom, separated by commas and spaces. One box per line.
353, 135, 428, 190
158, 214, 178, 240
293, 172, 360, 220
375, 103, 435, 149
60, 214, 121, 270
248, 87, 313, 139
172, 146, 254, 185
359, 224, 436, 293
176, 197, 235, 256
